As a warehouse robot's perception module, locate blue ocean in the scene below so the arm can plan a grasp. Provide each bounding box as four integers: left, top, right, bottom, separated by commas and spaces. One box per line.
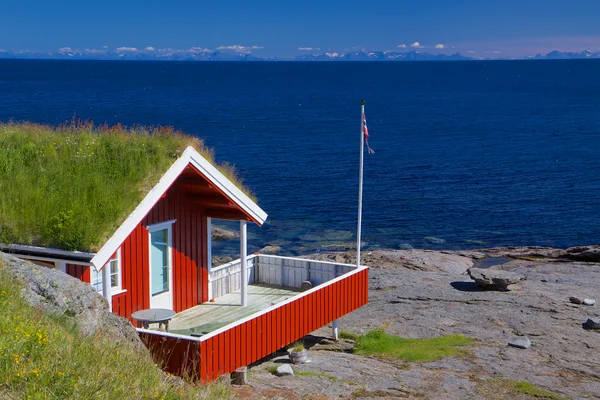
1, 59, 599, 255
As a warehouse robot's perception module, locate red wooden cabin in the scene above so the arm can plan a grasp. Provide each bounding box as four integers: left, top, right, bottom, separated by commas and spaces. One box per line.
3, 146, 368, 382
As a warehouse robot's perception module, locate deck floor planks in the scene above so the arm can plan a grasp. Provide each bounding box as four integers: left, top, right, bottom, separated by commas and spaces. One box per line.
169, 284, 299, 335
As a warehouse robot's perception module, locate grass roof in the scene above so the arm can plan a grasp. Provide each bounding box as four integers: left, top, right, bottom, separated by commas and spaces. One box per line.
0, 121, 251, 252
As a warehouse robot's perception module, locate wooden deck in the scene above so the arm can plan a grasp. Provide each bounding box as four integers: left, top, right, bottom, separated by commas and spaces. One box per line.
168, 284, 299, 336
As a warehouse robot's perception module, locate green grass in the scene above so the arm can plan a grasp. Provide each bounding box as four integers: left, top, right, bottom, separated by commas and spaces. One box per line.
266, 365, 278, 374
291, 341, 305, 352
338, 330, 359, 340
477, 379, 566, 399
0, 121, 253, 252
266, 366, 339, 382
353, 328, 474, 362
0, 262, 230, 399
295, 370, 340, 382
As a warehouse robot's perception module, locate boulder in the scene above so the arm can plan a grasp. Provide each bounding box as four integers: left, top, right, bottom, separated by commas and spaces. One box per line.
211, 227, 239, 241
508, 337, 531, 349
467, 268, 525, 291
259, 244, 282, 254
583, 299, 596, 306
583, 318, 600, 330
569, 296, 584, 305
276, 364, 294, 376
564, 245, 600, 262
0, 252, 145, 352
212, 255, 233, 267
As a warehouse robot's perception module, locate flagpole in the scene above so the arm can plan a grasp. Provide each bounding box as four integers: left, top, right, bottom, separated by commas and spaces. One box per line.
357, 100, 366, 268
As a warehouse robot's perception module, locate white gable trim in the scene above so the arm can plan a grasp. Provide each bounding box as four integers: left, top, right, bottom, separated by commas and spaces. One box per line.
91, 146, 267, 270
187, 150, 268, 226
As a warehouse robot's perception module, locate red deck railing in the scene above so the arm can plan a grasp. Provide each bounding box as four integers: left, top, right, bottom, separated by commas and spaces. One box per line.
138, 265, 368, 382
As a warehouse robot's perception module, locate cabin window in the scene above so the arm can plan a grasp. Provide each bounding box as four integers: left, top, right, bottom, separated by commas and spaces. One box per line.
91, 249, 122, 293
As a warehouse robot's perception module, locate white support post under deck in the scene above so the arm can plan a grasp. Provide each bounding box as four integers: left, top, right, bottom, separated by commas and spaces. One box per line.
101, 265, 112, 312
240, 220, 248, 307
332, 319, 339, 341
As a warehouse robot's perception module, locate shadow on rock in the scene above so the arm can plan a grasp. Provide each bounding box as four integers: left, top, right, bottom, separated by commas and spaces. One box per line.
450, 281, 483, 292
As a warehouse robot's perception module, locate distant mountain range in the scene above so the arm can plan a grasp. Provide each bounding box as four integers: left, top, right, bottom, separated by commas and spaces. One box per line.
1, 48, 599, 62
0, 48, 473, 62
531, 50, 600, 59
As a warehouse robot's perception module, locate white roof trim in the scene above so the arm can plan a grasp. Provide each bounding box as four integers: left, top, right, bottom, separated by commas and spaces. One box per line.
187, 149, 267, 226
91, 146, 267, 270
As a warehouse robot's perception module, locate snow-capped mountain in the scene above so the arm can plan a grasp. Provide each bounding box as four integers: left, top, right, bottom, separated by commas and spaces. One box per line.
532, 50, 600, 59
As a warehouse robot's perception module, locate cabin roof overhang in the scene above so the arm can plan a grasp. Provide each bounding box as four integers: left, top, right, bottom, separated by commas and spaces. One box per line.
0, 243, 94, 265
91, 146, 267, 270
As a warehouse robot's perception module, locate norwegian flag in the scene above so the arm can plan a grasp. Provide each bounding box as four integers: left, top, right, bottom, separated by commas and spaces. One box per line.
363, 114, 375, 154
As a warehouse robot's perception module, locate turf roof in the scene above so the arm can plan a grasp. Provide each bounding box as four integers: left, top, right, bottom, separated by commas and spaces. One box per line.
0, 122, 252, 252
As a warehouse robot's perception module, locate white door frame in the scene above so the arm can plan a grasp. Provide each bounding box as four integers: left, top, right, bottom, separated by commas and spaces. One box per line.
147, 219, 176, 309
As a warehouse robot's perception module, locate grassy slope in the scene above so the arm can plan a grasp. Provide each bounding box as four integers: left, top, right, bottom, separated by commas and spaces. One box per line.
0, 122, 251, 252
0, 261, 230, 399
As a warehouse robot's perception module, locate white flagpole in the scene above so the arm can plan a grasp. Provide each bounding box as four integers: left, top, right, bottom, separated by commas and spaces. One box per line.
357, 100, 366, 268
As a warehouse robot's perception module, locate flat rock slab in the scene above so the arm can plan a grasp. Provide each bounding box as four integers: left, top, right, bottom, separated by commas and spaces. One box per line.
565, 245, 600, 262
509, 336, 531, 349
259, 244, 282, 254
467, 268, 525, 291
211, 227, 239, 240
244, 248, 600, 399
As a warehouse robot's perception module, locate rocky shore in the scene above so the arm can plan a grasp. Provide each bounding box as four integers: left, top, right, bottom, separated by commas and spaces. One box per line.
238, 246, 600, 399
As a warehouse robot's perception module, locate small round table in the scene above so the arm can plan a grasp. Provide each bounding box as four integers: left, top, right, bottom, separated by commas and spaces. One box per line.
131, 308, 176, 331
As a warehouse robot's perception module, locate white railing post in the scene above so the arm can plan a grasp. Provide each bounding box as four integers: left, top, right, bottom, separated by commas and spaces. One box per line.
240, 220, 248, 307
207, 217, 212, 271
101, 265, 112, 312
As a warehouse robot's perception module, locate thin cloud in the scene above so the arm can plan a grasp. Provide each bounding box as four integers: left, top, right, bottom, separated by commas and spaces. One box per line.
84, 48, 108, 54
298, 47, 319, 51
410, 42, 423, 48
466, 50, 476, 53
435, 44, 446, 49
145, 46, 155, 51
484, 50, 501, 54
188, 47, 211, 52
217, 45, 264, 53
58, 47, 73, 52
116, 47, 138, 52
397, 44, 407, 48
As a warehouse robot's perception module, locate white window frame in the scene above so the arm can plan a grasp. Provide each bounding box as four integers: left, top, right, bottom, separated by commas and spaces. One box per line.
147, 219, 175, 308
91, 248, 125, 295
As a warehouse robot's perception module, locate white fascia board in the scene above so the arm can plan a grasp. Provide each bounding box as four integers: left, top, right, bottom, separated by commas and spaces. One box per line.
90, 152, 190, 270
91, 146, 267, 271
187, 148, 268, 225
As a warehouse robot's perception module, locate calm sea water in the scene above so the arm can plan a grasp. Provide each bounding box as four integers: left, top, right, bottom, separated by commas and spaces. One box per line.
1, 59, 599, 255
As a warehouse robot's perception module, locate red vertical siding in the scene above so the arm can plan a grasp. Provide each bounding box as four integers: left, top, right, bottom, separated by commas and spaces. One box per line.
109, 186, 208, 321
138, 266, 369, 383
66, 264, 90, 283
203, 267, 369, 382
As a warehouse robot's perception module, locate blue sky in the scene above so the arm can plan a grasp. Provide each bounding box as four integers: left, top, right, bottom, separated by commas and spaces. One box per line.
1, 0, 599, 57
